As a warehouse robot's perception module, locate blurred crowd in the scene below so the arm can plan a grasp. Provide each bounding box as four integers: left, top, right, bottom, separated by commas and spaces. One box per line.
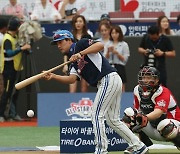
0, 0, 87, 23
0, 0, 180, 122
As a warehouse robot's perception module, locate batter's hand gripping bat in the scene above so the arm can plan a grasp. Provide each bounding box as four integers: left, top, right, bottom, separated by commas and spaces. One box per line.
15, 61, 71, 90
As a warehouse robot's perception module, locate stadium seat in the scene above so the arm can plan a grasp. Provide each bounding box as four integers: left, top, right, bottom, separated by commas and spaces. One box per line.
138, 11, 165, 22
108, 11, 136, 23
170, 12, 180, 22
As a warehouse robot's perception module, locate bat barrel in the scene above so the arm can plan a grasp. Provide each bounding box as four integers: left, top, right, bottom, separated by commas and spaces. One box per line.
15, 73, 43, 90
15, 61, 71, 90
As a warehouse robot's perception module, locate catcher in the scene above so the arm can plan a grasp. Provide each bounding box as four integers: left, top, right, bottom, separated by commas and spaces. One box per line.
122, 66, 180, 153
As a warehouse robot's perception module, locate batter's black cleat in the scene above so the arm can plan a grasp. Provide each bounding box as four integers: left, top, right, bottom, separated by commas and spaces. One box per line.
124, 146, 133, 154
133, 145, 149, 154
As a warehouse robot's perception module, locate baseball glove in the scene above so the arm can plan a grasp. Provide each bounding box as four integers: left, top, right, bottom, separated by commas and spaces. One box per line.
136, 113, 148, 127
132, 113, 148, 133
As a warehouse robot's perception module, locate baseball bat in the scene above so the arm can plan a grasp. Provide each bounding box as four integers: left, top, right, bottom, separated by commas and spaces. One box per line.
15, 61, 71, 90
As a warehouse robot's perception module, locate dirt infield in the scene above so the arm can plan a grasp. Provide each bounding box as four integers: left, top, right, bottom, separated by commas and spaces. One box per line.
0, 118, 37, 127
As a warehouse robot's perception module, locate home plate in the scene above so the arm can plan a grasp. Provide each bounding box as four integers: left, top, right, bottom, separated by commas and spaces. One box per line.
36, 146, 60, 151
149, 144, 177, 149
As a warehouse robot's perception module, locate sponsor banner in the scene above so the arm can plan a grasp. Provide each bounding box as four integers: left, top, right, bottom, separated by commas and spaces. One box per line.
60, 120, 128, 153
66, 97, 93, 118
117, 22, 179, 36
41, 22, 179, 37
80, 0, 115, 20
121, 0, 180, 18
37, 93, 134, 126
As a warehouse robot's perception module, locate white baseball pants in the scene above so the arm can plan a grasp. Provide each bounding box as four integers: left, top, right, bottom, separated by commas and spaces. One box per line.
91, 72, 144, 154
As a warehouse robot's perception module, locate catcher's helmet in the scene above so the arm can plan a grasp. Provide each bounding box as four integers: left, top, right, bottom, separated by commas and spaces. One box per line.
138, 66, 160, 93
157, 119, 178, 139
8, 16, 21, 31
51, 30, 74, 45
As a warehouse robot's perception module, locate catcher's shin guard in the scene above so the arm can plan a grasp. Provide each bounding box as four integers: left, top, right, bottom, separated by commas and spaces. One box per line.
172, 132, 180, 149
139, 131, 153, 147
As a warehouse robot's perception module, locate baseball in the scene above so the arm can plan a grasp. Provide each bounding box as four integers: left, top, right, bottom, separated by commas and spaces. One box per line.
27, 110, 34, 117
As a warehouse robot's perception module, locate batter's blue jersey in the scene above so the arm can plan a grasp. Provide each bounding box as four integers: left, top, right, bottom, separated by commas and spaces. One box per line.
67, 38, 117, 87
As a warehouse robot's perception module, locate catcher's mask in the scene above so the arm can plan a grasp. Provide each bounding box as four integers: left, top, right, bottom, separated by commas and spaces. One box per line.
138, 66, 160, 96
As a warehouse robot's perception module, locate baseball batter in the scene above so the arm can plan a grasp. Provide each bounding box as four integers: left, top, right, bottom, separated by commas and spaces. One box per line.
43, 30, 148, 154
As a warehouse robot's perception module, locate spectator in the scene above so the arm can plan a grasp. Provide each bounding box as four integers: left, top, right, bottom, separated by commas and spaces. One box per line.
96, 21, 111, 54
157, 15, 175, 35
1, 0, 29, 20
0, 17, 8, 99
71, 15, 93, 41
100, 13, 111, 22
0, 17, 8, 52
72, 15, 92, 42
63, 15, 92, 93
122, 66, 180, 151
30, 0, 61, 23
104, 25, 130, 92
138, 25, 176, 87
176, 14, 180, 35
0, 16, 31, 122
58, 0, 86, 20
94, 13, 112, 39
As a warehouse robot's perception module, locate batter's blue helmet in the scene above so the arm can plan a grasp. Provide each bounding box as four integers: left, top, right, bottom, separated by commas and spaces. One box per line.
51, 30, 74, 45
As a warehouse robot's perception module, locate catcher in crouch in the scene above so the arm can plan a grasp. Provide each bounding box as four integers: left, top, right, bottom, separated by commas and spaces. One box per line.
122, 66, 180, 152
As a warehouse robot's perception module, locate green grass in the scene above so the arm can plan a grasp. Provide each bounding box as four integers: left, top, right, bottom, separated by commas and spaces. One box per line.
0, 127, 59, 147
0, 127, 179, 153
